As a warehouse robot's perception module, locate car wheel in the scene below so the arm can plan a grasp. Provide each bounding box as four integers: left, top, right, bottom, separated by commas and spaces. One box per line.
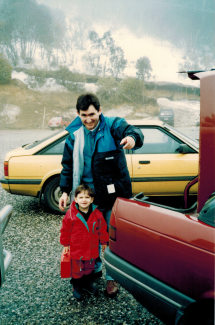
44, 176, 69, 215
178, 300, 214, 325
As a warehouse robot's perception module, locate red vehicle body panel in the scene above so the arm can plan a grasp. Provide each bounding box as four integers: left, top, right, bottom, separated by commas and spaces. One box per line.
196, 71, 215, 212
48, 116, 70, 129
106, 70, 215, 324
109, 198, 215, 300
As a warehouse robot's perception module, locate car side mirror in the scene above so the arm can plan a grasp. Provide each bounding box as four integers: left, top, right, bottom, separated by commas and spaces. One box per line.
178, 144, 193, 154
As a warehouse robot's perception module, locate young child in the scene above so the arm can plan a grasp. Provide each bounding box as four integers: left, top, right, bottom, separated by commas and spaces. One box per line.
60, 184, 109, 300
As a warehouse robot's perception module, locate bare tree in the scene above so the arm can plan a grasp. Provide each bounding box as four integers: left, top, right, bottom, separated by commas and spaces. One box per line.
86, 30, 127, 78
0, 0, 57, 63
135, 56, 152, 81
109, 46, 127, 80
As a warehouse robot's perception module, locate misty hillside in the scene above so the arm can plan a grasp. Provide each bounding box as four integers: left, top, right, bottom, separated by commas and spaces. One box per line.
0, 0, 214, 82
0, 71, 200, 130
0, 0, 211, 130
37, 0, 215, 61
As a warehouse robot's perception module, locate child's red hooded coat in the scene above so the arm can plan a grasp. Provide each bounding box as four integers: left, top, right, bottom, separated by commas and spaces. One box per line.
60, 201, 109, 260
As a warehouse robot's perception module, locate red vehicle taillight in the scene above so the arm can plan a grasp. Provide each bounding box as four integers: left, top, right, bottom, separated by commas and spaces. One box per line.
109, 208, 116, 241
4, 161, 8, 176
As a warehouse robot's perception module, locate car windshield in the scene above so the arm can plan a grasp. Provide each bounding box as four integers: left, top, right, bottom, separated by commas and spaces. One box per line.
24, 130, 64, 149
161, 110, 173, 115
164, 124, 199, 149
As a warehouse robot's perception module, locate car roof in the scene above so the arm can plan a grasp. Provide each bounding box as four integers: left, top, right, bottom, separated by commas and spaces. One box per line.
127, 120, 164, 126
6, 118, 199, 159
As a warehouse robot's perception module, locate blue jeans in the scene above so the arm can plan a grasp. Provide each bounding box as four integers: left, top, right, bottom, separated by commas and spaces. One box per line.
94, 208, 113, 281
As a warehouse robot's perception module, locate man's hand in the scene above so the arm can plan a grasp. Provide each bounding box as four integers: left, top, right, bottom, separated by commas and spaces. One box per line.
59, 192, 68, 211
102, 244, 107, 252
120, 136, 135, 149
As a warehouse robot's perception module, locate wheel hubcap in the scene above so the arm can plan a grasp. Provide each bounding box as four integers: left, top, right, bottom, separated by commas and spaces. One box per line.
53, 186, 70, 206
53, 186, 62, 203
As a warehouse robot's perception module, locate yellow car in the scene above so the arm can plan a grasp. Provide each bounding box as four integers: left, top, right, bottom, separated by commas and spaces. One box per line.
0, 120, 199, 214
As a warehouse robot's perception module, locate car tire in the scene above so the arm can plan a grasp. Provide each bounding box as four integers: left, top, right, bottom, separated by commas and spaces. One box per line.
44, 176, 69, 215
178, 300, 214, 325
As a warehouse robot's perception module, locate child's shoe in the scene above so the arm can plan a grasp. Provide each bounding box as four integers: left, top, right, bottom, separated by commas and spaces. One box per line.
72, 279, 83, 300
82, 273, 98, 296
82, 282, 98, 296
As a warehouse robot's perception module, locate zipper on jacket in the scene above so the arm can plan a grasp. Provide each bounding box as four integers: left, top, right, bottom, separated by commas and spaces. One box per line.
80, 256, 83, 271
92, 221, 97, 233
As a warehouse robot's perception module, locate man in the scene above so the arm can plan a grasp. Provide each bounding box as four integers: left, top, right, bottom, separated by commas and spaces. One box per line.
59, 93, 143, 297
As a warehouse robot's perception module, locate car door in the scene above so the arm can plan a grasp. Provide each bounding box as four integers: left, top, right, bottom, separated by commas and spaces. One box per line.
130, 127, 198, 196
110, 197, 215, 299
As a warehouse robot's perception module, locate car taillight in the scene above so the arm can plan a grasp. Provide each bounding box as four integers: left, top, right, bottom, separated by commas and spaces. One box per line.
4, 161, 8, 176
109, 208, 116, 241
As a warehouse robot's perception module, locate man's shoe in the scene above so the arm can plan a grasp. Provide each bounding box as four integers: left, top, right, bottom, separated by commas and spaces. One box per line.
92, 270, 102, 280
105, 280, 118, 298
82, 282, 98, 296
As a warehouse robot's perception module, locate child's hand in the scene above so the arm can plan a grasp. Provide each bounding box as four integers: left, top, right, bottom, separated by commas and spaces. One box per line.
63, 246, 70, 254
102, 244, 107, 252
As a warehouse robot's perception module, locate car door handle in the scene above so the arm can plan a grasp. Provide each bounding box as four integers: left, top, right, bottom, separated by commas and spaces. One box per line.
139, 161, 150, 164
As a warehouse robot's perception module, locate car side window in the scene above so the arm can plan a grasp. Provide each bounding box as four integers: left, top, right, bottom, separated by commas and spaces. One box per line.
42, 138, 66, 155
133, 128, 181, 154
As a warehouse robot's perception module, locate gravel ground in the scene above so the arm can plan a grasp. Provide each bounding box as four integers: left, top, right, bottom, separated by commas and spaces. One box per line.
0, 130, 165, 325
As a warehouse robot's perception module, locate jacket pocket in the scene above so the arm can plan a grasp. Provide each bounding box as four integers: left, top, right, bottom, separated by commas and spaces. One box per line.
93, 150, 120, 180
93, 149, 131, 208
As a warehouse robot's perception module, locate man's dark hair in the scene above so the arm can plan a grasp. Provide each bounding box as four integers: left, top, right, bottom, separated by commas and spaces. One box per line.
74, 184, 95, 198
76, 93, 100, 113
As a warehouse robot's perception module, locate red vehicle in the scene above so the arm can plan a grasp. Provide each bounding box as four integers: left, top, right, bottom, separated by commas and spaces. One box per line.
104, 70, 215, 325
48, 116, 71, 130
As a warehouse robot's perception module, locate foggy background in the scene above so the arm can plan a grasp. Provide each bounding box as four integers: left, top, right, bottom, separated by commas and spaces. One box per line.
0, 3, 212, 324
0, 0, 214, 129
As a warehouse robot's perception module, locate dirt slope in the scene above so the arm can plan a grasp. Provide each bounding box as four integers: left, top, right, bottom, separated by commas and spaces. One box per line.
0, 79, 77, 129
0, 79, 200, 129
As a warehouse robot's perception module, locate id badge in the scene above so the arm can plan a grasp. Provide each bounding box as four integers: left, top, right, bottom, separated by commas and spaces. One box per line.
107, 184, 116, 194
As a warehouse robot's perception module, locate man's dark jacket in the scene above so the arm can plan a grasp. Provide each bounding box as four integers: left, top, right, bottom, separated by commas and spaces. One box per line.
60, 114, 144, 209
